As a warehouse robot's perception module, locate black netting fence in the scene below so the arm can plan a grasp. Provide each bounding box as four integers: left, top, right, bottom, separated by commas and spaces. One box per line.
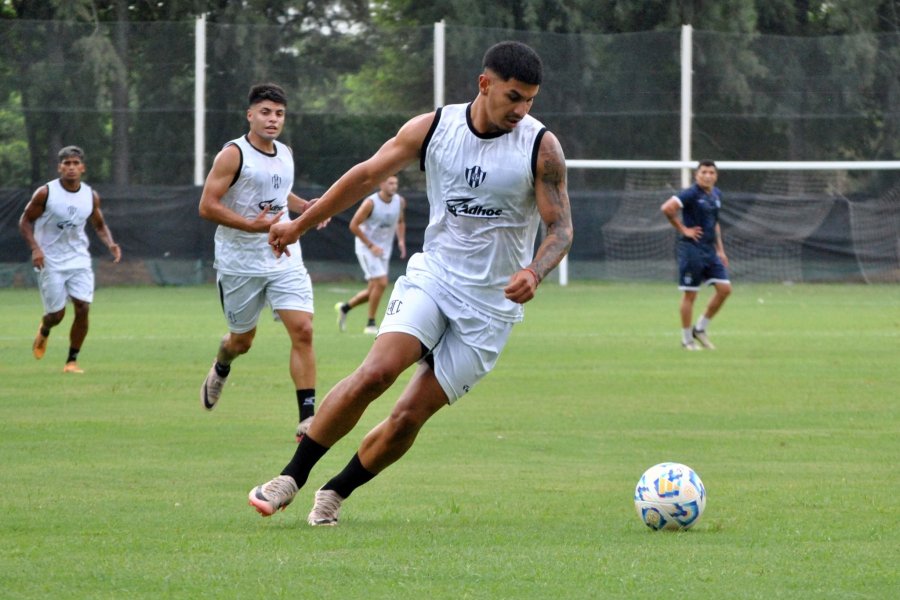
1, 22, 898, 284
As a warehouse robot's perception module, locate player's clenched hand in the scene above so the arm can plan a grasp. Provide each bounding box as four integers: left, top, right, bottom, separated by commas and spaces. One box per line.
269, 220, 298, 257
504, 268, 539, 304
249, 209, 284, 233
31, 248, 45, 270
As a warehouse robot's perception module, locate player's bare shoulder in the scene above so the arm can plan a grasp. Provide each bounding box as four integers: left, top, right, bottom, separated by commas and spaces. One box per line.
22, 184, 50, 221
213, 142, 242, 172
397, 111, 438, 147
536, 130, 567, 186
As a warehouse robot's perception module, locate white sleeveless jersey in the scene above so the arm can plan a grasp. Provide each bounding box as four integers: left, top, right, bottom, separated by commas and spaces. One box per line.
33, 179, 95, 270
413, 102, 546, 322
355, 192, 402, 259
213, 135, 301, 275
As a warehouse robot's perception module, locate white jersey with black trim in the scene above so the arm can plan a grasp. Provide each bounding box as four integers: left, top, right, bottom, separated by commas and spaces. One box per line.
34, 179, 94, 271
213, 135, 301, 275
355, 192, 402, 259
414, 102, 546, 322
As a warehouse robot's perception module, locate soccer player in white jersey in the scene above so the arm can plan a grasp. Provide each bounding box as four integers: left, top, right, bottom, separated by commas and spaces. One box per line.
19, 145, 122, 374
248, 42, 573, 525
198, 83, 326, 441
335, 175, 407, 334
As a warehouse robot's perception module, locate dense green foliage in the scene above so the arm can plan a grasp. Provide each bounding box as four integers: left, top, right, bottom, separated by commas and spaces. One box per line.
1, 282, 897, 598
1, 1, 900, 186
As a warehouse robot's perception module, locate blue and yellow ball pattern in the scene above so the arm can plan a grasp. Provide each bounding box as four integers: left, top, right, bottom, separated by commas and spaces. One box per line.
634, 462, 706, 531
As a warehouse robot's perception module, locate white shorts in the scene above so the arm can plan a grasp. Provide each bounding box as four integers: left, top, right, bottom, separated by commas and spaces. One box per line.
217, 268, 314, 334
355, 247, 389, 280
378, 272, 514, 404
38, 267, 94, 313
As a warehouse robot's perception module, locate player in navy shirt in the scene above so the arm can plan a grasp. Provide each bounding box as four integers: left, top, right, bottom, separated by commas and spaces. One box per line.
661, 160, 731, 350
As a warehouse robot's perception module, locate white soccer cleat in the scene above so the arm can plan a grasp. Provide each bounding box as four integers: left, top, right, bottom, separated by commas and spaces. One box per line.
307, 488, 344, 526
692, 328, 716, 350
362, 325, 378, 335
200, 362, 228, 410
335, 302, 348, 332
248, 475, 299, 517
682, 340, 702, 351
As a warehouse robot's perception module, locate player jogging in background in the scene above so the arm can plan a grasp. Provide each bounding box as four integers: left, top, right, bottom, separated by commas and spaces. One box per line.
660, 159, 732, 350
198, 82, 327, 441
335, 174, 407, 335
249, 41, 573, 526
19, 145, 122, 373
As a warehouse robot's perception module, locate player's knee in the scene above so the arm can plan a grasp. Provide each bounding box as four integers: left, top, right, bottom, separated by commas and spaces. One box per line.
290, 320, 314, 346
45, 310, 65, 326
224, 333, 253, 355
355, 362, 399, 396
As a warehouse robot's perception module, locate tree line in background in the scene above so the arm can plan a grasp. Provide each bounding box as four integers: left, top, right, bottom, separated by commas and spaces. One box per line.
1, 0, 899, 188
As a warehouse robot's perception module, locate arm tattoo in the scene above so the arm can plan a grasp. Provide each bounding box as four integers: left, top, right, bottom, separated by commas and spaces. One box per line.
532, 137, 573, 281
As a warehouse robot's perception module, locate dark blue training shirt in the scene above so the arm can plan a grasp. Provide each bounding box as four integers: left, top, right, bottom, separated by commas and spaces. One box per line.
676, 183, 721, 246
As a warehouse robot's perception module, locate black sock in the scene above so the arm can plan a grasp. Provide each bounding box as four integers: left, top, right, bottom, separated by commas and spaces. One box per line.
67, 347, 80, 363
322, 453, 376, 500
341, 303, 350, 314
280, 434, 329, 489
297, 388, 315, 421
214, 361, 230, 377
366, 318, 376, 326
40, 326, 51, 337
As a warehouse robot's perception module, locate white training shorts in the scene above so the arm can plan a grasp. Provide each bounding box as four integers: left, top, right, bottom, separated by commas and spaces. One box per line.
38, 267, 94, 313
355, 247, 390, 280
378, 271, 514, 404
217, 267, 314, 334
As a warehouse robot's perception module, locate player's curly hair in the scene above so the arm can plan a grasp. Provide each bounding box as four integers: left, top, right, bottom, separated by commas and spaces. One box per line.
483, 41, 543, 85
248, 83, 287, 108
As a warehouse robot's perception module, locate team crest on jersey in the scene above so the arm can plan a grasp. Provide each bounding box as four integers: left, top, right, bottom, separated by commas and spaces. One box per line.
465, 165, 486, 189
56, 205, 80, 230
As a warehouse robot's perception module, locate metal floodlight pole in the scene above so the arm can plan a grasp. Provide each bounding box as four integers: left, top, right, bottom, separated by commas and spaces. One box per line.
434, 20, 445, 109
681, 24, 693, 188
194, 14, 207, 186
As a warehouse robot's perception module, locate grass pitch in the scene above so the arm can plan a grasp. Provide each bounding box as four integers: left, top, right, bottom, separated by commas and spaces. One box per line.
0, 281, 897, 599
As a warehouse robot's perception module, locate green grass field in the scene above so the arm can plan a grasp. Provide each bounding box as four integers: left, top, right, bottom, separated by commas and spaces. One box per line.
0, 281, 897, 599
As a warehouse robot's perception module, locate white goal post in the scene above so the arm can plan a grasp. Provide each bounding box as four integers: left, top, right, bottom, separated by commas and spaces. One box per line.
566, 160, 900, 171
